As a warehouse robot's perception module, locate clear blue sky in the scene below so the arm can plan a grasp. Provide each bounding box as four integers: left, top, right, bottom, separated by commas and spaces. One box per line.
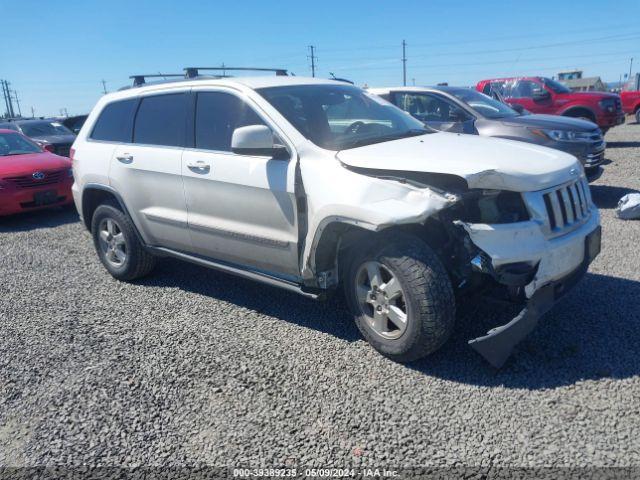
2, 0, 639, 117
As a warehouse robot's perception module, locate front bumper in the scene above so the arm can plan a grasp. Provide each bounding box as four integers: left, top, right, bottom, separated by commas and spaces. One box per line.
460, 209, 601, 367
0, 181, 73, 216
598, 112, 625, 128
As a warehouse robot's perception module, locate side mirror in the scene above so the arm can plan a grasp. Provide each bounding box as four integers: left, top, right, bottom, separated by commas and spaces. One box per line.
532, 89, 551, 101
231, 125, 289, 159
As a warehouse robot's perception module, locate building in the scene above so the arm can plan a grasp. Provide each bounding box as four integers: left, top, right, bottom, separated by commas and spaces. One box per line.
557, 70, 607, 92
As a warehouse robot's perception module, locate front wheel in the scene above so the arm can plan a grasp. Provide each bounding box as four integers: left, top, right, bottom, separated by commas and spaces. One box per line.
344, 234, 456, 362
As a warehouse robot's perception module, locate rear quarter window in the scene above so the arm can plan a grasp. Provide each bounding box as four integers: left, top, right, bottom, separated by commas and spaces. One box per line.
91, 99, 137, 142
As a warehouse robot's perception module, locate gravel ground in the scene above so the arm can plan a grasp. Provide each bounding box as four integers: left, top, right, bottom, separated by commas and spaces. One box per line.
1, 122, 639, 471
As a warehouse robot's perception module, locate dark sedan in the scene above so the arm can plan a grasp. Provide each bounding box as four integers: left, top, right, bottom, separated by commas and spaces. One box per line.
370, 86, 605, 181
0, 119, 76, 158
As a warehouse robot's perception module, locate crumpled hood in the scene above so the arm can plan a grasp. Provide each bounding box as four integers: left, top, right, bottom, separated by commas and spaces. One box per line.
501, 114, 598, 131
337, 132, 581, 192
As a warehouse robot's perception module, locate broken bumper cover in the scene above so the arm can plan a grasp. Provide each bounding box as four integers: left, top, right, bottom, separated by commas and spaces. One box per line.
469, 225, 601, 368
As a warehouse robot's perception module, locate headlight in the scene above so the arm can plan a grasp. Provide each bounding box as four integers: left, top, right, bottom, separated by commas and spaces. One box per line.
460, 190, 530, 224
598, 98, 616, 112
530, 128, 592, 142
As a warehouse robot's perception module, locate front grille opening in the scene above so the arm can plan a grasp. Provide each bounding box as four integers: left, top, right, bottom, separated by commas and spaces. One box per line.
543, 194, 557, 230
556, 190, 568, 225
566, 188, 578, 219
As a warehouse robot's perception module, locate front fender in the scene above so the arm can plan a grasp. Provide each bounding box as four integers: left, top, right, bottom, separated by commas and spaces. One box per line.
301, 190, 455, 282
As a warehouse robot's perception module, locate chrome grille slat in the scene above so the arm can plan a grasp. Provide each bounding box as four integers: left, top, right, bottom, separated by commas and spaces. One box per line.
569, 183, 584, 217
560, 187, 574, 224
4, 169, 66, 189
530, 177, 593, 238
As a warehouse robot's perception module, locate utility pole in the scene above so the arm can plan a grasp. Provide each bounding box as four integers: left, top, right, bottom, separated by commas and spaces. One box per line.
101, 79, 108, 95
11, 90, 22, 117
31, 106, 35, 118
3, 81, 16, 118
629, 57, 634, 80
308, 45, 317, 77
402, 40, 407, 86
0, 81, 8, 118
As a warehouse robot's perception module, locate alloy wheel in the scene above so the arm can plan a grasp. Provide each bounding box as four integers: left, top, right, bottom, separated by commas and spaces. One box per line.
98, 218, 127, 267
354, 261, 408, 340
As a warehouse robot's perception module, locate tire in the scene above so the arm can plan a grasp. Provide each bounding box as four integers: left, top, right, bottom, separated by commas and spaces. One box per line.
343, 233, 455, 362
91, 201, 157, 281
635, 109, 640, 125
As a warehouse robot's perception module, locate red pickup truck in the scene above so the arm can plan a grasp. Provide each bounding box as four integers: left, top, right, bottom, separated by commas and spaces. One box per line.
621, 74, 640, 124
477, 76, 624, 133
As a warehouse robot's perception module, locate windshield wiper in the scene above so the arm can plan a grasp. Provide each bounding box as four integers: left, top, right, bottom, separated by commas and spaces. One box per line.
340, 129, 429, 150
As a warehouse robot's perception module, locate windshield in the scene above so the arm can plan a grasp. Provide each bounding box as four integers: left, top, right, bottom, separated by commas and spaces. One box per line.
0, 132, 42, 156
448, 89, 519, 119
257, 84, 429, 150
20, 121, 74, 138
542, 77, 571, 94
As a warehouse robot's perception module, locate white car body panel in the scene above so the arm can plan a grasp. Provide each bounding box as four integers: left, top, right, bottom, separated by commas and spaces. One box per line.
336, 132, 581, 192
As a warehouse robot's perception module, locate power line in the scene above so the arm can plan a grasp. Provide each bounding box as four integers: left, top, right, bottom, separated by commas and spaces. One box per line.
329, 49, 639, 73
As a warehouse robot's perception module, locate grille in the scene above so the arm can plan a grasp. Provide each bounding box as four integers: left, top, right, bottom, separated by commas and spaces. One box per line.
540, 177, 592, 235
4, 169, 67, 189
587, 129, 603, 142
54, 143, 72, 157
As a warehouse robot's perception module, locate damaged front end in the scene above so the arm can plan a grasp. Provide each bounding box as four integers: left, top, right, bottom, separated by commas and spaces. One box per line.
444, 180, 601, 368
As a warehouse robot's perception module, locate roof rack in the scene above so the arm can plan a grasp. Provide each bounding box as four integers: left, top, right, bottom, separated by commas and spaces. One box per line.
184, 67, 288, 79
129, 74, 185, 87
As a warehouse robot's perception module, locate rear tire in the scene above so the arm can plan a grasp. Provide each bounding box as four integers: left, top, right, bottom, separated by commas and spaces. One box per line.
91, 202, 157, 281
343, 233, 455, 362
635, 109, 640, 124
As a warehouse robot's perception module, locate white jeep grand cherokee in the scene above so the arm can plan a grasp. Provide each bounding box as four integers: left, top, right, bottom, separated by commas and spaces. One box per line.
71, 72, 601, 367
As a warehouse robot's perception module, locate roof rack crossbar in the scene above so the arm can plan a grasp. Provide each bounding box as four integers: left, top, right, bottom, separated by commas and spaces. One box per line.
129, 74, 185, 87
184, 67, 288, 79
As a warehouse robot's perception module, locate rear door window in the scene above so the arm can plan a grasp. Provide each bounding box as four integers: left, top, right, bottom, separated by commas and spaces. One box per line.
133, 93, 187, 147
91, 99, 137, 142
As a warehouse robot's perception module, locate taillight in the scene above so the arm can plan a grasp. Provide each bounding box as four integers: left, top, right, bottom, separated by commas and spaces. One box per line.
43, 144, 55, 153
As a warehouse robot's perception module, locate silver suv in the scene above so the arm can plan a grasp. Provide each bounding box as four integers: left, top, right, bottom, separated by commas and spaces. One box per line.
71, 70, 601, 367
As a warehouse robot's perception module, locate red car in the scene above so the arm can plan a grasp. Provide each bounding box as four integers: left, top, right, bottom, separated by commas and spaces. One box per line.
621, 74, 640, 124
0, 129, 73, 216
476, 76, 624, 133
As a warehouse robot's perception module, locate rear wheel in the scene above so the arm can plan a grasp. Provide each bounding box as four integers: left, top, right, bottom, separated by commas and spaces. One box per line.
344, 233, 455, 362
91, 202, 157, 281
635, 109, 640, 124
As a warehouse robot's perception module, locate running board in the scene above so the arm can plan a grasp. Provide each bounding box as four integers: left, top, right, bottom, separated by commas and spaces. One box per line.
150, 247, 321, 300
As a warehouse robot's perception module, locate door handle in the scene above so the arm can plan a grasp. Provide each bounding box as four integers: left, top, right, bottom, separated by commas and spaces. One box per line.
116, 154, 133, 164
187, 160, 211, 173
